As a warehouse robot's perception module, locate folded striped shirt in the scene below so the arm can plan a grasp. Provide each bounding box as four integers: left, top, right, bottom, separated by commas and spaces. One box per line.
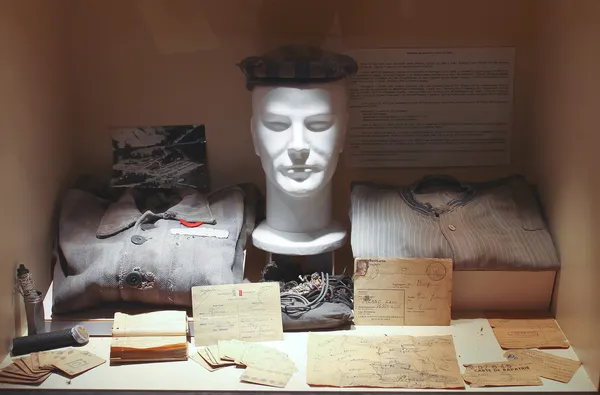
349, 175, 560, 271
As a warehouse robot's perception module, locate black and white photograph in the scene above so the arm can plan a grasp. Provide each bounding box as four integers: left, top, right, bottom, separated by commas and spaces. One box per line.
110, 124, 209, 190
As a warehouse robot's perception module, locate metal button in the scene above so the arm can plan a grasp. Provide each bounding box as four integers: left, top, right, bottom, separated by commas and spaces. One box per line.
131, 235, 147, 245
448, 224, 456, 231
125, 272, 143, 287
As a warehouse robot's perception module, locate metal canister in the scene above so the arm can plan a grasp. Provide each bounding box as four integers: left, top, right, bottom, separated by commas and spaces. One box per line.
24, 291, 45, 335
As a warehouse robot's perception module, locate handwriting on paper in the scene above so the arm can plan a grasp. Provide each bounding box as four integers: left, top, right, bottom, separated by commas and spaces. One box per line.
218, 339, 250, 363
353, 258, 453, 326
504, 350, 581, 383
240, 342, 295, 371
487, 313, 569, 349
240, 365, 294, 388
192, 340, 297, 388
192, 282, 283, 347
50, 349, 106, 376
239, 343, 296, 388
307, 334, 464, 389
463, 362, 542, 387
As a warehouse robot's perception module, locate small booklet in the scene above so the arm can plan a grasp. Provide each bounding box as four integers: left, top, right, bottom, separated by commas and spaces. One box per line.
110, 310, 189, 364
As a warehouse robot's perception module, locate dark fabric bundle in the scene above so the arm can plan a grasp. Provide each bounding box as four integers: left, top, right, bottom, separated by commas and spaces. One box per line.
52, 177, 261, 314
261, 262, 354, 331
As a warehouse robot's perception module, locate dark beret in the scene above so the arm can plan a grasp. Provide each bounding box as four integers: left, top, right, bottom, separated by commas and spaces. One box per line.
238, 45, 358, 91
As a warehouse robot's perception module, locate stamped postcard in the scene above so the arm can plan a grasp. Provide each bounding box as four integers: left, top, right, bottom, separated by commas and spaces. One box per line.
353, 258, 453, 326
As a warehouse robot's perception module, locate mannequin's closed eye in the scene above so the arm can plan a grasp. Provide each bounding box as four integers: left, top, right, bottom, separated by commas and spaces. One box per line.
261, 114, 291, 132
305, 114, 335, 132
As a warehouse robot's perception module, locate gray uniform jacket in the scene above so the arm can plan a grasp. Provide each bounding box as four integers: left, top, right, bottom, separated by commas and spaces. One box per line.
350, 175, 560, 271
52, 181, 261, 314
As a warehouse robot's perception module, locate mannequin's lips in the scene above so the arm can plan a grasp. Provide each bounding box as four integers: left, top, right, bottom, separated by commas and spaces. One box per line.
279, 165, 323, 182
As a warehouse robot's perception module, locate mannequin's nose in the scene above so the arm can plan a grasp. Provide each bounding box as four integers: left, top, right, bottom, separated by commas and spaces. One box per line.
288, 147, 310, 164
288, 124, 310, 164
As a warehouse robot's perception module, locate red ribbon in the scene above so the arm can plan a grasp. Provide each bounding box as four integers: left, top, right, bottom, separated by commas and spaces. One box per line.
179, 219, 204, 228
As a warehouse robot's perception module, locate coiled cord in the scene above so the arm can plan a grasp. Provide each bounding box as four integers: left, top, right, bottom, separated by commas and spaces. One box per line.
279, 271, 357, 316
281, 272, 330, 315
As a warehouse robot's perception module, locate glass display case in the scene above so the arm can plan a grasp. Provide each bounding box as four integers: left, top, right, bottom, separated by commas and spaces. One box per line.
0, 0, 598, 392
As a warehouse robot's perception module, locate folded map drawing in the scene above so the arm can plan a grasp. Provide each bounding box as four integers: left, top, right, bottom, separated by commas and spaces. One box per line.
307, 334, 465, 389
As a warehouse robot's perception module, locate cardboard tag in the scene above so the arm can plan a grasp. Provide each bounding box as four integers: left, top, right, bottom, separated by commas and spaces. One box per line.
30, 353, 42, 372
0, 371, 51, 386
51, 349, 106, 376
0, 348, 104, 385
0, 359, 52, 386
38, 349, 69, 369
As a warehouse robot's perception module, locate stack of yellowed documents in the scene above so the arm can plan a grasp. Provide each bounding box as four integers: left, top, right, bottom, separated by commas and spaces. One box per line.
0, 348, 105, 385
110, 310, 188, 364
190, 339, 296, 388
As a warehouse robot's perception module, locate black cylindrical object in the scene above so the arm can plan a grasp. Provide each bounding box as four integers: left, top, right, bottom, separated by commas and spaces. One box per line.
11, 325, 89, 356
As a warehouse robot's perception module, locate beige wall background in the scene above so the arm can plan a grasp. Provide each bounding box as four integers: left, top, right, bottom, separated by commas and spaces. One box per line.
0, 0, 72, 357
528, 0, 600, 388
68, 0, 535, 276
0, 0, 598, 388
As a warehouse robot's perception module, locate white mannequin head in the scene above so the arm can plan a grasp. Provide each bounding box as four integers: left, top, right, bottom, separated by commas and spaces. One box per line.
250, 81, 347, 197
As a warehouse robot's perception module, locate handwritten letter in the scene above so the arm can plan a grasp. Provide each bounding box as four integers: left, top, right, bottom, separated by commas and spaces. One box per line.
239, 343, 297, 388
504, 350, 581, 383
354, 258, 453, 326
192, 283, 284, 346
192, 340, 297, 388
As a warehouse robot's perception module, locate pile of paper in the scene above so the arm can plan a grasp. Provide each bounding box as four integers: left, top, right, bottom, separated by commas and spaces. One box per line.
110, 310, 189, 364
0, 348, 105, 386
462, 349, 582, 388
190, 339, 297, 388
486, 312, 570, 349
461, 314, 581, 388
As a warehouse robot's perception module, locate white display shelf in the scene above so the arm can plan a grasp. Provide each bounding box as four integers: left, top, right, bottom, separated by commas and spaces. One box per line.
0, 315, 595, 392
42, 269, 557, 337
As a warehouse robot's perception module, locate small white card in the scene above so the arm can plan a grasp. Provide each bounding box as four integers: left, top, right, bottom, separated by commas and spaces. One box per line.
170, 228, 229, 239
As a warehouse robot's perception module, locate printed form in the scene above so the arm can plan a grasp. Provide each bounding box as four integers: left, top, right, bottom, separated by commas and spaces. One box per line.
345, 47, 514, 167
